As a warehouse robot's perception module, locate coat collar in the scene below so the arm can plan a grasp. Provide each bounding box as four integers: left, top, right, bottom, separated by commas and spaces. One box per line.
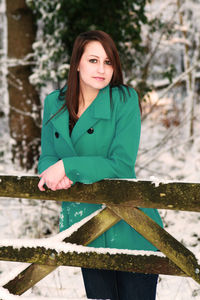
93, 84, 111, 120
51, 84, 111, 147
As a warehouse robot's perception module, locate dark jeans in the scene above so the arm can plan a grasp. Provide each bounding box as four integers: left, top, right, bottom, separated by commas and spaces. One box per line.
81, 268, 158, 300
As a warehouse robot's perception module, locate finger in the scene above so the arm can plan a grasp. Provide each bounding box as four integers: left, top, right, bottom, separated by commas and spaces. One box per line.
54, 176, 72, 190
45, 179, 57, 190
55, 183, 62, 190
56, 182, 64, 190
55, 179, 69, 190
51, 187, 57, 191
63, 177, 72, 188
60, 179, 70, 189
66, 176, 73, 185
62, 182, 68, 189
47, 184, 56, 191
44, 180, 53, 191
38, 171, 45, 177
49, 183, 57, 191
38, 177, 45, 191
67, 178, 73, 185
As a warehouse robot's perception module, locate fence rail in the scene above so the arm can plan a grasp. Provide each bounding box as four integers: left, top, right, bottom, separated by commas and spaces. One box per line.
1, 175, 200, 211
0, 175, 200, 295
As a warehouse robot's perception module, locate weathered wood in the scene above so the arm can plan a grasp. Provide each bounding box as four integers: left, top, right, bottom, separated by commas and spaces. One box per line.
108, 205, 200, 284
0, 243, 186, 277
4, 208, 120, 295
1, 175, 200, 292
1, 175, 200, 212
64, 207, 120, 245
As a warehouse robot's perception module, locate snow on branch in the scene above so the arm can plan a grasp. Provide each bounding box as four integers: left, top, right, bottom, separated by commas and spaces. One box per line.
142, 59, 200, 121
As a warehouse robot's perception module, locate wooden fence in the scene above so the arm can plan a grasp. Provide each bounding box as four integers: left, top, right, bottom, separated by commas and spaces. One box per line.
0, 175, 200, 296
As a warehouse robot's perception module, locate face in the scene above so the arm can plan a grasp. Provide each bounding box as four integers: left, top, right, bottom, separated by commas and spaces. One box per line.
77, 41, 114, 92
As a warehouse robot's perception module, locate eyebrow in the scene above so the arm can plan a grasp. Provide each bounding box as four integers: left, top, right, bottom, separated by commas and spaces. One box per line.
88, 54, 109, 59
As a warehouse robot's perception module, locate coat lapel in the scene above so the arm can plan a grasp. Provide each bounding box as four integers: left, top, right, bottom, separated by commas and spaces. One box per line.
71, 85, 111, 145
51, 107, 77, 155
49, 85, 111, 150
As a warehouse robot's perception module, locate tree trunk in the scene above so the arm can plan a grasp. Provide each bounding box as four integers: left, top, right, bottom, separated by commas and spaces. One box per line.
6, 0, 41, 170
177, 0, 195, 141
0, 0, 8, 152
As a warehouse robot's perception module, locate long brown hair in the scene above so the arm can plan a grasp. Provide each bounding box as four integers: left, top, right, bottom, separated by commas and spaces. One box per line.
59, 30, 127, 122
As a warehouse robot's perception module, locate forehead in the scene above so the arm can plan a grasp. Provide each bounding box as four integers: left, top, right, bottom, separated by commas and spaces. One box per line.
83, 41, 108, 57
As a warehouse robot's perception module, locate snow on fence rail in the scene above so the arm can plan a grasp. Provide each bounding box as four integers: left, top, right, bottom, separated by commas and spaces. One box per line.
0, 175, 200, 296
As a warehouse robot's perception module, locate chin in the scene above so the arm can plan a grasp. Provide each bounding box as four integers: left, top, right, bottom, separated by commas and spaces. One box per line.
92, 82, 108, 90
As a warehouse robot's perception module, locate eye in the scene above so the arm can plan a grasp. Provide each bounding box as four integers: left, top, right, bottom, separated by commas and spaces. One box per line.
105, 60, 112, 65
89, 59, 97, 63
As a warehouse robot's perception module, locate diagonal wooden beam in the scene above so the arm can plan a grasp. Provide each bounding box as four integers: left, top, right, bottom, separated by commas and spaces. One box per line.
3, 207, 120, 295
108, 205, 200, 285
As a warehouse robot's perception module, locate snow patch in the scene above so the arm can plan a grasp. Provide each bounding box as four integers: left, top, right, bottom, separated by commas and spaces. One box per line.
0, 237, 165, 258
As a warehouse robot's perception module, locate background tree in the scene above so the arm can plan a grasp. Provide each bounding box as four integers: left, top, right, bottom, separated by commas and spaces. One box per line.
26, 0, 149, 91
177, 0, 200, 140
0, 0, 8, 167
6, 0, 41, 170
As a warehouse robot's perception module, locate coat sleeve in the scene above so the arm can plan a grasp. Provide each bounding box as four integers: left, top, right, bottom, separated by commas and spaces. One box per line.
63, 89, 141, 184
38, 94, 59, 174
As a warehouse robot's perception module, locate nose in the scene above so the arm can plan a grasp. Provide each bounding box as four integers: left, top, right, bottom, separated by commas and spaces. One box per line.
97, 62, 105, 74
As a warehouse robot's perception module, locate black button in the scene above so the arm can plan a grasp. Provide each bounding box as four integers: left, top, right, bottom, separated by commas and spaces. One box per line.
87, 128, 94, 134
55, 132, 59, 138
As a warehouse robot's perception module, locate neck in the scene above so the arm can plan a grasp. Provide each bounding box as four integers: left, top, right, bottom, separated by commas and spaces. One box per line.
79, 85, 99, 106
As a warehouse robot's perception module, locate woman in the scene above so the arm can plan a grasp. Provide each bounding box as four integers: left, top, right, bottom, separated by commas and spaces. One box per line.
38, 30, 163, 300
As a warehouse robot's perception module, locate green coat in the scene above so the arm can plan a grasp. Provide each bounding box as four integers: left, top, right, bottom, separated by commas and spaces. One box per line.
38, 84, 163, 251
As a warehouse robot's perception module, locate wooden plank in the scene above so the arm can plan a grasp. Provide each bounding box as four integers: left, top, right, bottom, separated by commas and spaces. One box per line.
0, 243, 186, 277
108, 205, 200, 284
3, 208, 120, 295
1, 176, 200, 292
1, 175, 200, 211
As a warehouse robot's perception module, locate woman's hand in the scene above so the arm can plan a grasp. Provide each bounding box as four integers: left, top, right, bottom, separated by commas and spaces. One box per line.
38, 160, 72, 191
55, 176, 73, 190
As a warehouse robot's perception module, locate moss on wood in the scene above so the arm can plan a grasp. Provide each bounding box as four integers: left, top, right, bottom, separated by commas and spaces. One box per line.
1, 175, 200, 212
108, 205, 200, 284
4, 208, 120, 295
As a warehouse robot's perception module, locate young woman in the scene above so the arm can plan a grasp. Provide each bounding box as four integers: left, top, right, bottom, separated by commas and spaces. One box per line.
38, 30, 163, 300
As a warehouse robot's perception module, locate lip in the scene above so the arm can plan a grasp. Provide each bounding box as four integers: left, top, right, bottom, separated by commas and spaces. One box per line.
93, 77, 105, 81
